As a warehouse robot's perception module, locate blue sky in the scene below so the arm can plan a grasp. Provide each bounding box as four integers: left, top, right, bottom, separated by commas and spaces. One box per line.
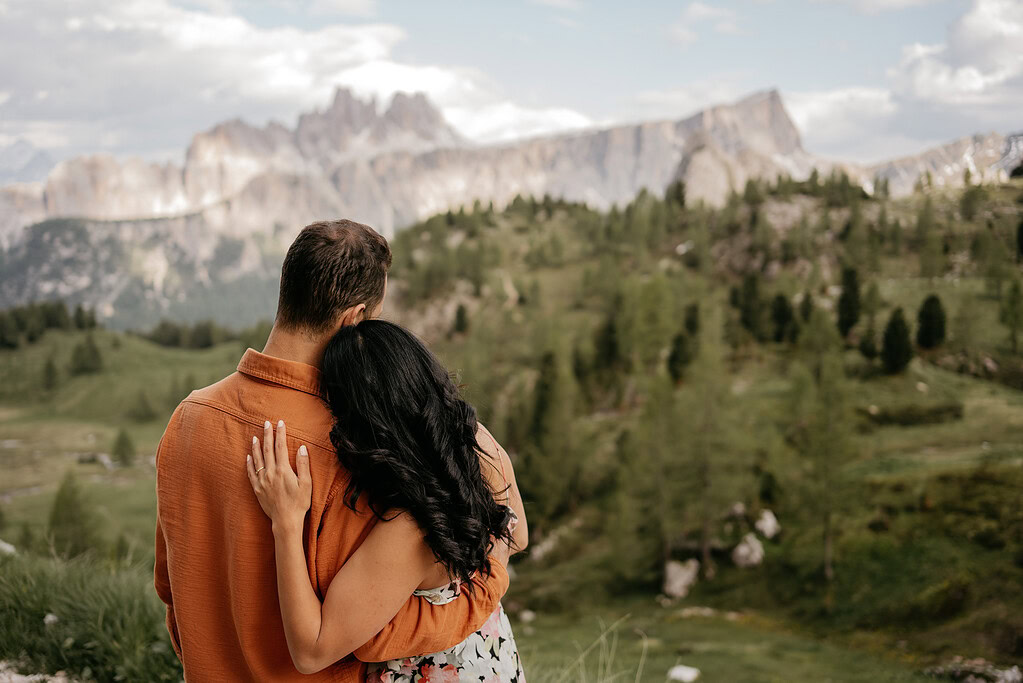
0, 0, 1020, 164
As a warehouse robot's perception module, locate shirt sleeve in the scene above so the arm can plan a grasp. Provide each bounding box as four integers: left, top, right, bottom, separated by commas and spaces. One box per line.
154, 511, 183, 660
351, 560, 510, 662
153, 422, 183, 660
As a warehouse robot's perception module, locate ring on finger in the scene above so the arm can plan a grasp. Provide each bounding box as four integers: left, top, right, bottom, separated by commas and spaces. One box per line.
255, 466, 266, 475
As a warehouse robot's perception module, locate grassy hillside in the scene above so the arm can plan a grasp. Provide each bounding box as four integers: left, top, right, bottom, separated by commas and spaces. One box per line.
2, 176, 1023, 680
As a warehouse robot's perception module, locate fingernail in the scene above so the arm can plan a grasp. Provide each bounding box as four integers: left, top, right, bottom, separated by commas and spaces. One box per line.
299, 445, 308, 456
246, 454, 251, 462
253, 436, 258, 445
264, 420, 271, 429
278, 420, 285, 429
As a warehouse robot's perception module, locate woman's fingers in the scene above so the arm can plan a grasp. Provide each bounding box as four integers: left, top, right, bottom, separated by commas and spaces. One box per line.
251, 434, 264, 474
296, 445, 310, 484
275, 420, 289, 475
262, 420, 276, 474
245, 453, 260, 492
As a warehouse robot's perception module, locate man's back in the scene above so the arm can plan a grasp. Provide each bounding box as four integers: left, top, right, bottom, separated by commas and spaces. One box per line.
155, 349, 367, 681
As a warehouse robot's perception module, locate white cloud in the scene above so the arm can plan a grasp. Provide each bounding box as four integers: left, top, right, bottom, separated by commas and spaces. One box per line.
630, 80, 747, 121
308, 0, 377, 17
445, 103, 592, 143
0, 0, 591, 159
819, 0, 943, 13
787, 0, 1023, 161
528, 0, 583, 10
669, 2, 743, 45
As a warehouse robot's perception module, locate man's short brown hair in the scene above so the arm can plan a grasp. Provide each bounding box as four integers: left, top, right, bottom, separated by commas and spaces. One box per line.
275, 219, 391, 334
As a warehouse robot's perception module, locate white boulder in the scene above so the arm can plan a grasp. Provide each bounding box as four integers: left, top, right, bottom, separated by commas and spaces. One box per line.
755, 509, 781, 539
667, 664, 701, 682
731, 533, 764, 568
663, 559, 700, 599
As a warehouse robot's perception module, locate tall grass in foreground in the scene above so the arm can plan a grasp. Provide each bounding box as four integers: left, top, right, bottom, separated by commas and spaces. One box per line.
1, 553, 642, 683
529, 617, 649, 683
0, 553, 182, 681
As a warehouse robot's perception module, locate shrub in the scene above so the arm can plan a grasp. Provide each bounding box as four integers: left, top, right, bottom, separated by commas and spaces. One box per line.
902, 573, 973, 622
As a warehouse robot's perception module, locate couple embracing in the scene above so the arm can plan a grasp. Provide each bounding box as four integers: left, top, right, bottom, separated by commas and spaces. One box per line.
154, 219, 528, 682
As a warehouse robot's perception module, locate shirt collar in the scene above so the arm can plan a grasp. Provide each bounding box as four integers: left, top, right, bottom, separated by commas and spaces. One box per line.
237, 348, 323, 398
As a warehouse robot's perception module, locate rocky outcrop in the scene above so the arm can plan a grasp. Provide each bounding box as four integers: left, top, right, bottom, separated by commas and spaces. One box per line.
866, 132, 1011, 196
663, 559, 701, 599
731, 533, 765, 568
1, 87, 811, 244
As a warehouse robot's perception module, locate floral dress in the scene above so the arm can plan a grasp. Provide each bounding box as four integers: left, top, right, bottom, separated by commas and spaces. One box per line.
367, 511, 524, 683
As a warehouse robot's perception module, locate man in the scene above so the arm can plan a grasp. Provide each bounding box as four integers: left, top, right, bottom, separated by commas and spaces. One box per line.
154, 219, 510, 681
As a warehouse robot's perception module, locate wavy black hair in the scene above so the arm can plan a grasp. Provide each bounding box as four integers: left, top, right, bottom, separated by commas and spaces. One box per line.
321, 319, 512, 586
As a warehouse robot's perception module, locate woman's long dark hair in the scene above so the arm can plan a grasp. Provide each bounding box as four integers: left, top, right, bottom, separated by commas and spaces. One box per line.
322, 319, 512, 586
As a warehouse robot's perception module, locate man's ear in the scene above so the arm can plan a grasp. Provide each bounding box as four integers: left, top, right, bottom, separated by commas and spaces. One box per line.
338, 303, 368, 328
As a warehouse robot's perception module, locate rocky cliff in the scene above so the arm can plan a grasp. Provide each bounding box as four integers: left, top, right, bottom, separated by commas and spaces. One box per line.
0, 86, 1018, 328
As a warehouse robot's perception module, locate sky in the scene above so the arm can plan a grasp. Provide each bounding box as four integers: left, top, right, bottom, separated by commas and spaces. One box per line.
0, 0, 1020, 165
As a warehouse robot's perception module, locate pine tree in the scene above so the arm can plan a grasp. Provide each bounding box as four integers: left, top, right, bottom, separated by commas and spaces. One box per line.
789, 352, 854, 596
916, 294, 947, 349
127, 390, 157, 422
863, 281, 881, 331
1001, 278, 1023, 353
1017, 218, 1023, 263
799, 291, 814, 322
667, 332, 694, 383
858, 326, 879, 360
452, 304, 469, 335
684, 302, 700, 337
112, 429, 135, 467
43, 356, 58, 391
915, 196, 935, 248
518, 350, 579, 529
73, 304, 95, 330
0, 312, 20, 349
738, 273, 766, 341
48, 471, 100, 558
69, 334, 102, 375
837, 268, 860, 338
881, 308, 913, 374
919, 231, 945, 278
770, 294, 795, 343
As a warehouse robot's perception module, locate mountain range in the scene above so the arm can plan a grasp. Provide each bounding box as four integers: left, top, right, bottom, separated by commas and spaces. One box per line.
0, 87, 1020, 328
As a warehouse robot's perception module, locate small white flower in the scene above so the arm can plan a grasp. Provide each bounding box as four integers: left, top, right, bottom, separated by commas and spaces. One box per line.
43, 613, 59, 626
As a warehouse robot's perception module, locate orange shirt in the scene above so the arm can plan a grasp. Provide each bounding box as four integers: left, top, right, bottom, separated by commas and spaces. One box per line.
154, 349, 509, 682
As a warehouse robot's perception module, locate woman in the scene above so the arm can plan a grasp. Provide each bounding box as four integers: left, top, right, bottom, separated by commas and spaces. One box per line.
245, 319, 528, 681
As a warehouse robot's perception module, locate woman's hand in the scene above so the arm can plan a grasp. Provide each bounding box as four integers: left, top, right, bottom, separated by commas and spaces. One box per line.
246, 420, 311, 533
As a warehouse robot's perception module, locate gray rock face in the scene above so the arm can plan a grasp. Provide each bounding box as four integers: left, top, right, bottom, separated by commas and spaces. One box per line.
0, 87, 823, 326
866, 132, 1010, 196
731, 533, 764, 568
2, 87, 808, 242
1, 86, 1013, 329
663, 558, 701, 599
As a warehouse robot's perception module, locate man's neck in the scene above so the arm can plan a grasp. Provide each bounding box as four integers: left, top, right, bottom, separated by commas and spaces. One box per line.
261, 325, 328, 368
